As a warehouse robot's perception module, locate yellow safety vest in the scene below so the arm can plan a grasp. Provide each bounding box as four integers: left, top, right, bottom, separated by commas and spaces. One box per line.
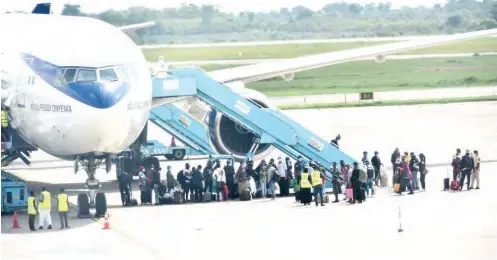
300, 173, 312, 188
27, 196, 37, 215
58, 193, 68, 212
311, 171, 322, 187
1, 111, 8, 127
39, 191, 51, 209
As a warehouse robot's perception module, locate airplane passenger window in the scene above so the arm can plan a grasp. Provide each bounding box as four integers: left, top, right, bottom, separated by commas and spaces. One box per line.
76, 69, 97, 82
99, 68, 118, 82
62, 69, 77, 84
54, 69, 65, 86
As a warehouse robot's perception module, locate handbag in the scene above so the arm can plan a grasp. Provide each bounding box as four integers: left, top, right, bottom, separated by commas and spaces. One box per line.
422, 168, 429, 175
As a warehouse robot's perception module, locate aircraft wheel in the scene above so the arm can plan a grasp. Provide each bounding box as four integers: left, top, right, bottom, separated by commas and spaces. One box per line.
77, 193, 90, 218
95, 192, 107, 218
173, 149, 185, 160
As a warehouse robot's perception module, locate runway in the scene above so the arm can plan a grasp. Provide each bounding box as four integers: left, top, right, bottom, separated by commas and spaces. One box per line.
3, 101, 497, 259
153, 52, 497, 65
140, 35, 497, 49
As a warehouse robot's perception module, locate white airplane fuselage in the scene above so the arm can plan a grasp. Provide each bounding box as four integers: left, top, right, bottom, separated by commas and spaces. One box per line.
1, 14, 152, 159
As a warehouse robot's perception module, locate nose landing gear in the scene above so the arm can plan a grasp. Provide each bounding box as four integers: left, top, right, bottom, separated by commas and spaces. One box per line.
75, 154, 110, 218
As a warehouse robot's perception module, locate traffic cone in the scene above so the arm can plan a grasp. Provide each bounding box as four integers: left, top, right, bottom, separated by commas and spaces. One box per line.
170, 136, 176, 147
12, 211, 21, 229
102, 212, 111, 230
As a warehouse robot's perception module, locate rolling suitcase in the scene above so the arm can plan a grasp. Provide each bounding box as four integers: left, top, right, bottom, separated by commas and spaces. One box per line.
203, 192, 212, 202
443, 178, 450, 191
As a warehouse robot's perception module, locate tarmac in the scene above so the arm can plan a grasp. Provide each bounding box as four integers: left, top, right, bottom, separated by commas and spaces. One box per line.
2, 101, 497, 259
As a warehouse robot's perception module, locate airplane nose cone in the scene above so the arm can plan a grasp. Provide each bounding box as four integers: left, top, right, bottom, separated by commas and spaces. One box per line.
66, 81, 129, 109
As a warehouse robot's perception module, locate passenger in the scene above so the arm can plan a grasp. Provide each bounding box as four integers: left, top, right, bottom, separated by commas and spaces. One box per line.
398, 156, 414, 195
27, 191, 38, 231
259, 165, 268, 198
214, 163, 226, 200
365, 161, 375, 197
285, 156, 293, 183
214, 160, 222, 170
38, 187, 52, 230
409, 152, 420, 191
118, 171, 132, 206
138, 167, 149, 204
192, 165, 204, 202
166, 166, 176, 192
255, 159, 267, 193
349, 162, 362, 204
358, 163, 368, 201
224, 159, 236, 199
340, 160, 350, 200
299, 167, 313, 205
311, 165, 325, 207
371, 151, 382, 186
277, 156, 289, 196
470, 150, 480, 189
235, 161, 250, 195
203, 161, 214, 193
294, 155, 305, 184
330, 162, 342, 203
57, 188, 70, 229
177, 163, 191, 202
404, 151, 411, 163
268, 158, 276, 169
361, 151, 369, 165
418, 154, 427, 190
267, 163, 278, 199
451, 148, 462, 181
146, 165, 155, 203
153, 167, 162, 205
459, 149, 474, 191
391, 148, 401, 185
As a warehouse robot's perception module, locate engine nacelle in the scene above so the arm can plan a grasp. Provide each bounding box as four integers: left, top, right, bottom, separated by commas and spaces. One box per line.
374, 54, 386, 63
280, 73, 295, 81
208, 82, 274, 161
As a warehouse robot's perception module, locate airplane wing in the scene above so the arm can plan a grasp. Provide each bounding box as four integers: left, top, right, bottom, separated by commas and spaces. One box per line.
207, 28, 497, 84
119, 21, 156, 34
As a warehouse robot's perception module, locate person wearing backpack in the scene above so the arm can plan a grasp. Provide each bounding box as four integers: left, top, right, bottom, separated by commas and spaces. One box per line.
452, 148, 462, 180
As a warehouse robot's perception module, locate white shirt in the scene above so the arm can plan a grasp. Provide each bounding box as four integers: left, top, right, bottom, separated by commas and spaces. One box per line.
277, 160, 287, 177
214, 168, 225, 182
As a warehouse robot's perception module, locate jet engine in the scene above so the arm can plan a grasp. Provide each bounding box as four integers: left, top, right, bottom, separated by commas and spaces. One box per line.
207, 82, 275, 161
374, 54, 386, 63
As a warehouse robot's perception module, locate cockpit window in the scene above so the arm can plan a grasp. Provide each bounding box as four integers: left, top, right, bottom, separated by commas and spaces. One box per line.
76, 69, 97, 82
63, 69, 77, 84
99, 68, 118, 82
54, 69, 65, 86
114, 67, 129, 82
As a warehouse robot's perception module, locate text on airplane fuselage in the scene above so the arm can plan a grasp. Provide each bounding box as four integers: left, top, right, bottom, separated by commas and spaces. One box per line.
30, 103, 72, 113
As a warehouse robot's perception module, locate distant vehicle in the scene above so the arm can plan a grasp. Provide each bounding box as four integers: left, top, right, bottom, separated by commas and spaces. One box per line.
1, 170, 28, 214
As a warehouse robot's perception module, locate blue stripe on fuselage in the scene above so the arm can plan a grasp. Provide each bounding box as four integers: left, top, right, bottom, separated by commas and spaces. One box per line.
22, 53, 129, 109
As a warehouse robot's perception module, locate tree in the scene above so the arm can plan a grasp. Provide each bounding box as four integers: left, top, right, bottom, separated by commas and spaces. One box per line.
61, 4, 83, 16
446, 15, 464, 28
349, 4, 363, 16
201, 5, 215, 25
491, 3, 497, 21
292, 6, 314, 20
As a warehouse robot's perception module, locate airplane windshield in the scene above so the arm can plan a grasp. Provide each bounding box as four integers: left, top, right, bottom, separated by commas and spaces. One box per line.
76, 69, 97, 82
99, 68, 118, 82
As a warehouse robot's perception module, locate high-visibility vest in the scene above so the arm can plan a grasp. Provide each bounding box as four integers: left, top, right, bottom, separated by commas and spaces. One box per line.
311, 171, 322, 187
28, 196, 37, 215
300, 173, 312, 188
1, 111, 8, 127
57, 193, 68, 212
39, 191, 51, 209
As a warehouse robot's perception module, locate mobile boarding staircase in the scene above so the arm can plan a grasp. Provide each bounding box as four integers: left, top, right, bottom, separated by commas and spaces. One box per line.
150, 68, 357, 186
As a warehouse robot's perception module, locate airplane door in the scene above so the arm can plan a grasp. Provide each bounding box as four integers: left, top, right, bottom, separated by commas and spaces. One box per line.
15, 58, 33, 108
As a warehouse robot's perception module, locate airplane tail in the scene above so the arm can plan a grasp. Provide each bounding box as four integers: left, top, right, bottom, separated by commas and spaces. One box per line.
32, 3, 51, 14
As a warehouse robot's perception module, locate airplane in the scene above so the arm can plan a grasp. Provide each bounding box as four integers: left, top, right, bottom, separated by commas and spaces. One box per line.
1, 3, 496, 211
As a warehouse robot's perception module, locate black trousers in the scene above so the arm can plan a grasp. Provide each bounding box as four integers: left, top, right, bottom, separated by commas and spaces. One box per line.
193, 186, 203, 202
352, 181, 362, 202
374, 167, 380, 186
182, 184, 190, 201
420, 173, 426, 190
204, 178, 212, 193
29, 214, 36, 230
460, 169, 471, 190
296, 175, 301, 185
453, 169, 460, 181
227, 181, 237, 198
278, 178, 289, 196
332, 181, 340, 201
119, 185, 130, 206
400, 177, 414, 193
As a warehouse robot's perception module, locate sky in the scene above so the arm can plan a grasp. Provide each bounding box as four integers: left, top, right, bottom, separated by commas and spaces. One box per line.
2, 0, 449, 14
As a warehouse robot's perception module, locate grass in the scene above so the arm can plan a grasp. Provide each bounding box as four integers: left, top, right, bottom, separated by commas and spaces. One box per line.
142, 37, 497, 61
279, 95, 497, 110
200, 56, 497, 96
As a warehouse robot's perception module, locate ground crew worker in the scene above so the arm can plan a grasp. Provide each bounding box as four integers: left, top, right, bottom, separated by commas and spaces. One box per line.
27, 191, 38, 231
57, 188, 70, 229
311, 167, 325, 207
299, 168, 313, 205
1, 110, 8, 127
38, 187, 52, 230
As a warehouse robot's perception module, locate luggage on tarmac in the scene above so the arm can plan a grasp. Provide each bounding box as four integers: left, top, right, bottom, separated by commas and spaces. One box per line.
394, 183, 401, 193
130, 198, 138, 206
443, 178, 450, 191
380, 173, 388, 187
240, 189, 252, 201
203, 192, 212, 202
450, 179, 460, 191
346, 188, 353, 200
